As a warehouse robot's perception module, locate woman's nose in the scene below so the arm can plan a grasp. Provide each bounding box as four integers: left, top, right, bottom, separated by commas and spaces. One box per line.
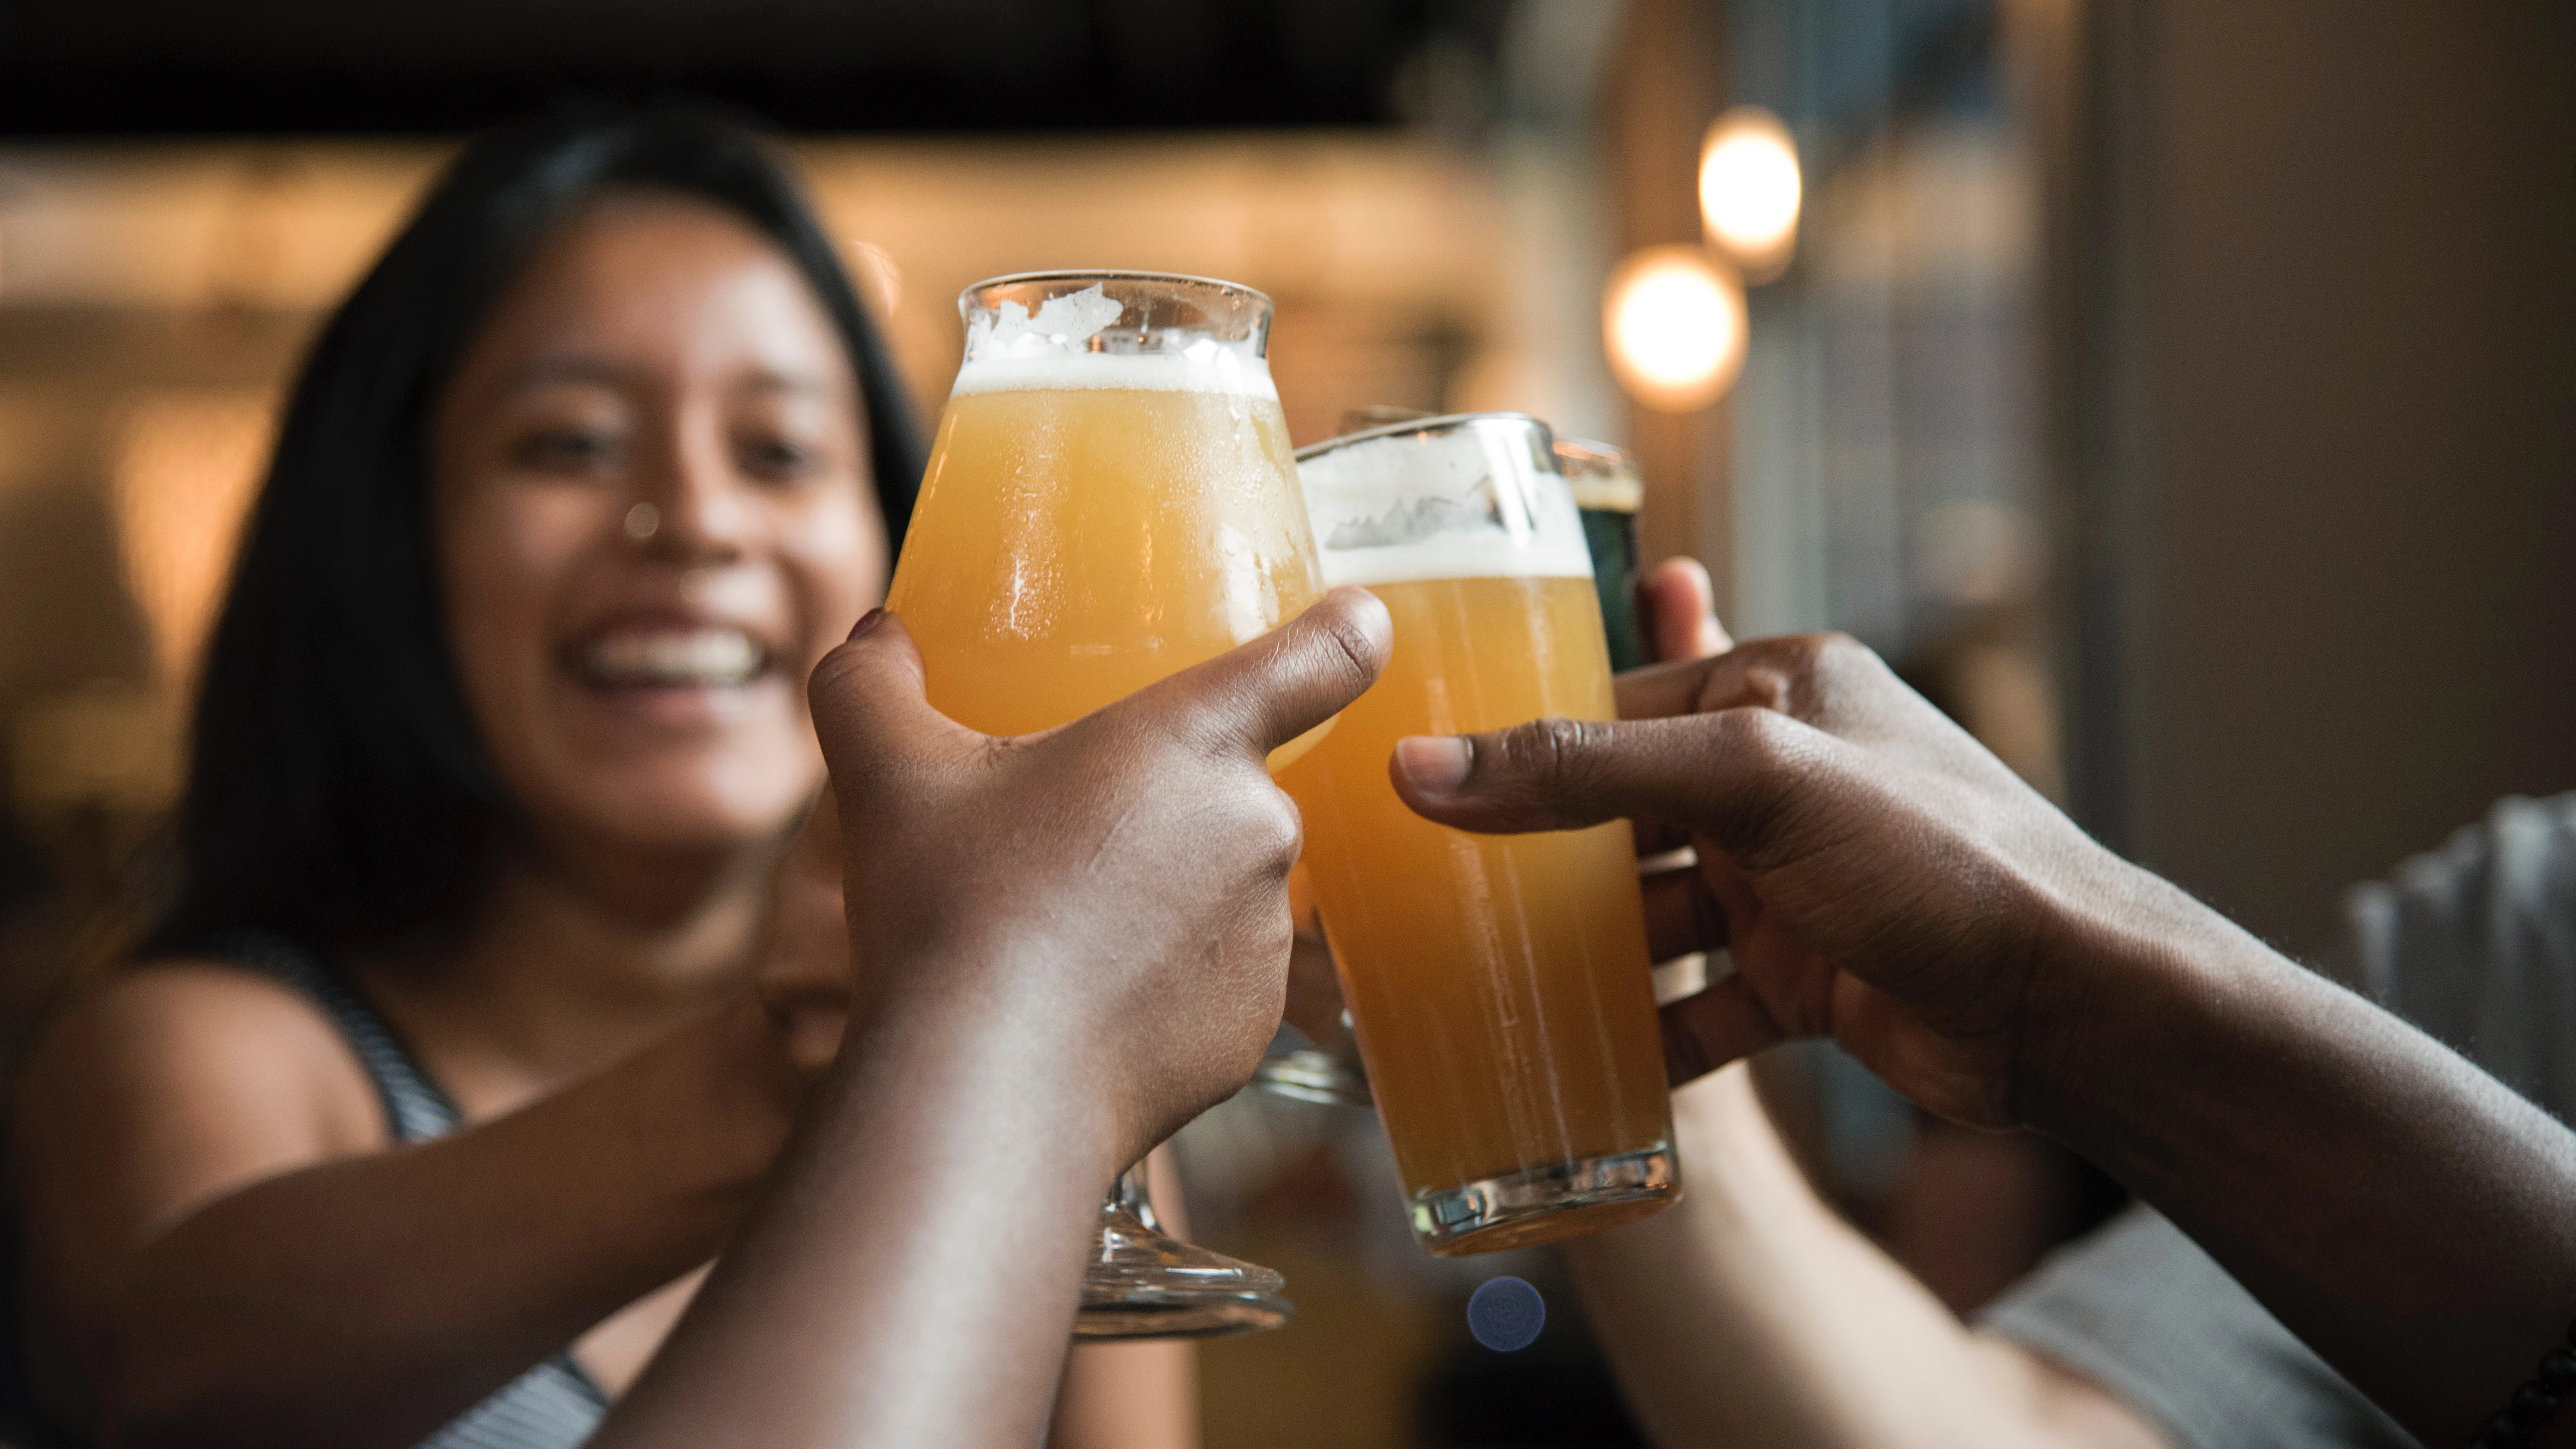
632, 428, 751, 563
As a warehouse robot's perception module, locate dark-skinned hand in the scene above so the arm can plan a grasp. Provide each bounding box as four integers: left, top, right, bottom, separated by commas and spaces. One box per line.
807, 587, 1392, 1169
1389, 619, 2139, 1130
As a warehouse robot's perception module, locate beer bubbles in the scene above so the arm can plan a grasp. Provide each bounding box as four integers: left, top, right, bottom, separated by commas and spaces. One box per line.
1467, 1276, 1546, 1352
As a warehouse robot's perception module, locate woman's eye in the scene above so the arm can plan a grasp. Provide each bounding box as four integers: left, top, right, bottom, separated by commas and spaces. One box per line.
517, 427, 624, 473
739, 435, 820, 481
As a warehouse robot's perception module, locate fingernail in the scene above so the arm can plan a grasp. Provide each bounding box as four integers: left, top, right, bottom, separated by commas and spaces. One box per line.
1394, 736, 1471, 797
847, 608, 885, 641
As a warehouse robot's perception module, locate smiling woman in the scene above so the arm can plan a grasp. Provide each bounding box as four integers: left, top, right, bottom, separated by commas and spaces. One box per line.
4, 104, 1193, 1449
430, 194, 884, 868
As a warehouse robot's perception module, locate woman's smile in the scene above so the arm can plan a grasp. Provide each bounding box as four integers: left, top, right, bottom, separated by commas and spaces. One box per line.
563, 610, 792, 728
575, 625, 765, 690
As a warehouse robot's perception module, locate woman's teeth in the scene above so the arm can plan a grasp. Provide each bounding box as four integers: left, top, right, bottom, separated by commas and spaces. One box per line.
581, 629, 764, 688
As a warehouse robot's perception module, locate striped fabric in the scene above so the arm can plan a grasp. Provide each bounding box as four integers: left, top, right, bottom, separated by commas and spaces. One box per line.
222, 934, 609, 1449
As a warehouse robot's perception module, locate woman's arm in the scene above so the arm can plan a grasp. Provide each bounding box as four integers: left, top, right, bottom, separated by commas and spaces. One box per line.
13, 970, 805, 1449
1565, 1066, 2165, 1449
593, 967, 1114, 1449
1050, 1148, 1199, 1449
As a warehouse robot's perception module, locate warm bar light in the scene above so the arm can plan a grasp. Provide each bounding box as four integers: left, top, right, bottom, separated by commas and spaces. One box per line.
1602, 244, 1746, 413
111, 388, 277, 689
1699, 106, 1801, 280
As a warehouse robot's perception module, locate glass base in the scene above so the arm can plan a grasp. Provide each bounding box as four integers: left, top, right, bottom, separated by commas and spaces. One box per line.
1249, 1045, 1375, 1109
1409, 1144, 1679, 1257
1076, 1164, 1294, 1339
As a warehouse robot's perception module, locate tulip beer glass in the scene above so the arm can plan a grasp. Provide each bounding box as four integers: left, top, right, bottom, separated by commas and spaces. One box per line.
1281, 414, 1677, 1255
883, 272, 1321, 1335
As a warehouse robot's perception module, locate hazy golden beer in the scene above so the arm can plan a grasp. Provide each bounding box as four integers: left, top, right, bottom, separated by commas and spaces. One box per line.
1285, 414, 1676, 1255
884, 272, 1319, 1337
886, 280, 1321, 746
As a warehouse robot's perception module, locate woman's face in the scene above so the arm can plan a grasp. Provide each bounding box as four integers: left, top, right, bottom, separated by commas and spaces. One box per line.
432, 194, 888, 865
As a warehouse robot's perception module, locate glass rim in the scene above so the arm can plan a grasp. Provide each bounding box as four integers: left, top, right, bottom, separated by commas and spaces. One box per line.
959, 269, 1276, 311
1554, 435, 1632, 466
1293, 410, 1552, 464
1554, 435, 1643, 512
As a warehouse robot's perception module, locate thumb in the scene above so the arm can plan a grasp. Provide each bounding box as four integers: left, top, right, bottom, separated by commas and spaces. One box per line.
806, 609, 974, 803
1103, 586, 1392, 762
1389, 707, 1821, 842
1640, 556, 1734, 663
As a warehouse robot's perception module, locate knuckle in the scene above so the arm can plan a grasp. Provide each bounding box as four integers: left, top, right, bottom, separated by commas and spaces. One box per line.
805, 641, 864, 713
1254, 791, 1303, 868
1741, 632, 1880, 717
1303, 606, 1382, 695
1813, 631, 1885, 679
1506, 716, 1594, 785
1778, 632, 1840, 674
1705, 707, 1812, 858
1488, 717, 1612, 816
1712, 705, 1795, 773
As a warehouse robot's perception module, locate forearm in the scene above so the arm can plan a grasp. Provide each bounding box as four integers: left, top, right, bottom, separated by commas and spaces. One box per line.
595, 986, 1114, 1449
1568, 1065, 2071, 1449
2032, 871, 2576, 1444
1050, 1147, 1197, 1449
1053, 1342, 1197, 1449
97, 1002, 790, 1449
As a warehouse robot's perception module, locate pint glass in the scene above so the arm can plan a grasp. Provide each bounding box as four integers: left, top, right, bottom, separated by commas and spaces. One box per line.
1253, 428, 1655, 1114
1282, 413, 1678, 1255
883, 271, 1319, 1336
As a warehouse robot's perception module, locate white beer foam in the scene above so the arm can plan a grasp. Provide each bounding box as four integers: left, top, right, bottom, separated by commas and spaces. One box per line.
953, 282, 1277, 399
951, 348, 1278, 400
1298, 425, 1593, 587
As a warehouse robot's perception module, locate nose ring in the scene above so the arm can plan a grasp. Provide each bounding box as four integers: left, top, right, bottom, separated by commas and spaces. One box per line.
623, 502, 660, 543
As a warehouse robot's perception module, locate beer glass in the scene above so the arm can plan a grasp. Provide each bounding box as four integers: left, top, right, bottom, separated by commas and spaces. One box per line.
883, 271, 1319, 1336
1279, 413, 1678, 1255
1252, 427, 1658, 1114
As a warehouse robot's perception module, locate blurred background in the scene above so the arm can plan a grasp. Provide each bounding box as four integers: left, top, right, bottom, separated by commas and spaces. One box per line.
0, 0, 2569, 1444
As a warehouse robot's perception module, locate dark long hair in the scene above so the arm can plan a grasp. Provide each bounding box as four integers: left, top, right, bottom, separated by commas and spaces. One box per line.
145, 101, 924, 960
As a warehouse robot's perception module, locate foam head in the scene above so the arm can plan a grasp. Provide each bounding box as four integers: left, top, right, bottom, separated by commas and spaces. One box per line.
1295, 414, 1594, 588
951, 274, 1278, 400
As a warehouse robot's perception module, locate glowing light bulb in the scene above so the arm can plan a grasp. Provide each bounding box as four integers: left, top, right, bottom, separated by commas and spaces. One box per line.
1699, 107, 1801, 278
1602, 245, 1746, 413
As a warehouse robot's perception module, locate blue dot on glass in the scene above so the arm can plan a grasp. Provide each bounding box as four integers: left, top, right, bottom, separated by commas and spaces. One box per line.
1467, 1276, 1545, 1351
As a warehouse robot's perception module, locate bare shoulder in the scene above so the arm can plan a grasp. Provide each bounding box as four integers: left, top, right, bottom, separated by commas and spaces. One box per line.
9, 962, 394, 1410
15, 959, 387, 1193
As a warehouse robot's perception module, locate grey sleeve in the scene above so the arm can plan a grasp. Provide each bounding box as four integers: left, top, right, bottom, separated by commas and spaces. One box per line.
2341, 792, 2576, 1120
1978, 1207, 2419, 1449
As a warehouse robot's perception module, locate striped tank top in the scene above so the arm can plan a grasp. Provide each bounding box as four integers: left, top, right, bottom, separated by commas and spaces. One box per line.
225, 934, 610, 1449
